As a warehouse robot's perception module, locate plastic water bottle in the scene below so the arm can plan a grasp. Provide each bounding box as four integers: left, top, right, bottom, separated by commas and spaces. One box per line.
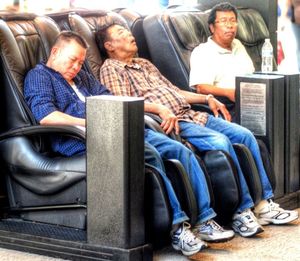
261, 38, 273, 72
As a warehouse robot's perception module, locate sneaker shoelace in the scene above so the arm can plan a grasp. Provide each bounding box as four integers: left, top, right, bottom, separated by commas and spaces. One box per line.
240, 210, 256, 224
206, 219, 223, 231
267, 200, 282, 212
179, 222, 198, 245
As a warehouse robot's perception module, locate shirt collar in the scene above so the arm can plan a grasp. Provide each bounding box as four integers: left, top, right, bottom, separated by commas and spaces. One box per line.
208, 36, 238, 54
107, 58, 142, 70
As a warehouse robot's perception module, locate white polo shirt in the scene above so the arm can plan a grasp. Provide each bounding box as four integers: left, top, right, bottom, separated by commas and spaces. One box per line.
189, 37, 255, 89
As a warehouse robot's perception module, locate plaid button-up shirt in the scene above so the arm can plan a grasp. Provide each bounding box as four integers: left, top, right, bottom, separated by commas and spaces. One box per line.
100, 58, 208, 126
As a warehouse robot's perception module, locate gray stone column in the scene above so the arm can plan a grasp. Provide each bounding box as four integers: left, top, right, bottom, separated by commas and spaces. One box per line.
86, 95, 146, 250
279, 73, 300, 194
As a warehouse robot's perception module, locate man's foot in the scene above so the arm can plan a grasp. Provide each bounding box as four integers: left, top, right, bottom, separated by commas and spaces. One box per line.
232, 209, 264, 237
193, 219, 235, 242
254, 200, 299, 225
171, 222, 207, 256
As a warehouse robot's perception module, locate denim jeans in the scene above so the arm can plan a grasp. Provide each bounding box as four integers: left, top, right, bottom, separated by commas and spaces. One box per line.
179, 115, 274, 213
145, 128, 216, 225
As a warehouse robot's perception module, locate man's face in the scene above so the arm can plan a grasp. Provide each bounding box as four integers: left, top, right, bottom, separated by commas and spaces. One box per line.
106, 24, 138, 57
210, 11, 238, 48
51, 40, 86, 83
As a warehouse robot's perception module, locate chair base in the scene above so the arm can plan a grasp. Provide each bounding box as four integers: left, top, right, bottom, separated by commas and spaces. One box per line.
0, 218, 153, 261
19, 208, 86, 229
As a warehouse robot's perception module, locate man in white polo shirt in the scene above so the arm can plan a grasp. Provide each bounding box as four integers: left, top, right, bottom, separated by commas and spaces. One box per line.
189, 2, 254, 118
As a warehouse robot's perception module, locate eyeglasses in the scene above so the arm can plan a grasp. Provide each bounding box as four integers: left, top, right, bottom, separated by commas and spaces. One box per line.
215, 20, 238, 26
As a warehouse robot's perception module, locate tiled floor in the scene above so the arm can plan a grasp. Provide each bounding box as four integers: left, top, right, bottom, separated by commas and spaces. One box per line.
155, 209, 300, 261
0, 209, 298, 261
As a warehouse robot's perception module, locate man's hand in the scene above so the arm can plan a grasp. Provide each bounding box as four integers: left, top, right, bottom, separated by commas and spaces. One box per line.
207, 97, 232, 122
158, 105, 180, 135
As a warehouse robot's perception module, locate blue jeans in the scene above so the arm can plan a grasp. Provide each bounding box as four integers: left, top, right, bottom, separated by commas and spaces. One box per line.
145, 128, 216, 225
179, 115, 274, 213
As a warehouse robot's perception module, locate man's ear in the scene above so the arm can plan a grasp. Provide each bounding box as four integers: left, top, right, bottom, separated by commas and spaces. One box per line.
209, 24, 215, 34
104, 41, 114, 52
51, 46, 60, 58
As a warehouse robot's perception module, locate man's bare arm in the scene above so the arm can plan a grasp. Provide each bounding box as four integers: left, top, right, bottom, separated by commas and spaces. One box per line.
40, 111, 86, 127
178, 90, 232, 122
194, 84, 235, 102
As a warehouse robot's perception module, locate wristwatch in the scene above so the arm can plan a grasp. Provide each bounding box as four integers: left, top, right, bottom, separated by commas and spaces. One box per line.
205, 94, 214, 104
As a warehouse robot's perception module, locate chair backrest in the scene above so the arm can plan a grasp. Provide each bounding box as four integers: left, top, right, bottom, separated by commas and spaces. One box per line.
0, 13, 60, 132
143, 7, 270, 91
236, 7, 270, 71
143, 9, 210, 91
114, 8, 151, 60
49, 10, 128, 83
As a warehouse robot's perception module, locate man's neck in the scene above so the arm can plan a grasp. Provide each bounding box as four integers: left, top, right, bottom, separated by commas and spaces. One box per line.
109, 51, 135, 65
211, 36, 232, 51
112, 56, 134, 65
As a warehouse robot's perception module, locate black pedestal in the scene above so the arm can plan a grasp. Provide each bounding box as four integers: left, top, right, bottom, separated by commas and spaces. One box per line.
236, 74, 285, 198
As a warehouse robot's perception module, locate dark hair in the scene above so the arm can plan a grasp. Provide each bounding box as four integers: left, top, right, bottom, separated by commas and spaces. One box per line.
53, 30, 88, 50
95, 23, 125, 59
95, 24, 114, 59
208, 2, 238, 25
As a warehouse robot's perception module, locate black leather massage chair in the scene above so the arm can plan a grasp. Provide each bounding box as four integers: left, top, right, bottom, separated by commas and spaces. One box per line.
0, 11, 202, 249
0, 12, 87, 229
142, 6, 276, 194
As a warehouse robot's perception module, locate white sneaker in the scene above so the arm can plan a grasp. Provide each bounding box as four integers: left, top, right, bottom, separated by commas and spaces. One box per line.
171, 222, 207, 256
232, 209, 264, 237
193, 219, 235, 242
254, 200, 299, 225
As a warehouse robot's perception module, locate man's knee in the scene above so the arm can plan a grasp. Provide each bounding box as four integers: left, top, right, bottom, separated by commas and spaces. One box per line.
238, 125, 256, 142
213, 135, 231, 151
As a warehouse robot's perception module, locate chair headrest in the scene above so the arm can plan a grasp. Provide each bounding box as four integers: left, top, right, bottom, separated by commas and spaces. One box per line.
0, 14, 60, 93
167, 11, 210, 51
236, 8, 269, 46
0, 11, 37, 21
68, 11, 128, 81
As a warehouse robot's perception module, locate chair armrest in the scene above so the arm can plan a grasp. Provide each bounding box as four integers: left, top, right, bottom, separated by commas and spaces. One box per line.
0, 125, 86, 195
0, 125, 86, 141
191, 104, 213, 114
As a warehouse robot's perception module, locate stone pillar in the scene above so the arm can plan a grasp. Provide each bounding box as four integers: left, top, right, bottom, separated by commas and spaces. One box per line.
279, 73, 300, 194
86, 95, 151, 259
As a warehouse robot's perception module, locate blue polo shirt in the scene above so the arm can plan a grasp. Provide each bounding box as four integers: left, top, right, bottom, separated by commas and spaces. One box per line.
24, 62, 111, 156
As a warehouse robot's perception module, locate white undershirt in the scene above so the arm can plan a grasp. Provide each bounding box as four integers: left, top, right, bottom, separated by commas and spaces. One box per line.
70, 83, 86, 132
70, 82, 85, 102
